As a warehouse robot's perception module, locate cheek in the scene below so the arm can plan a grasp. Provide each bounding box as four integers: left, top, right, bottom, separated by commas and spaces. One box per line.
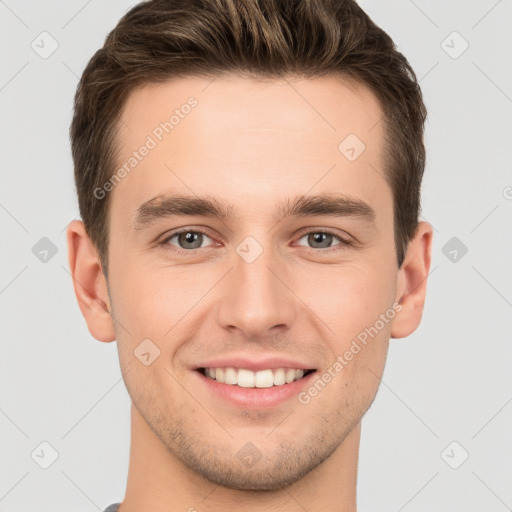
294, 260, 395, 399
108, 258, 208, 339
292, 259, 396, 341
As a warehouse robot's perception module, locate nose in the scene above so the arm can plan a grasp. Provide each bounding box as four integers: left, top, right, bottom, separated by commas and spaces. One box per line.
215, 241, 297, 341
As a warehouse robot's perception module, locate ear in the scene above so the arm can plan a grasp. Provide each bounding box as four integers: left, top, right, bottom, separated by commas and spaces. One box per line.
66, 220, 116, 342
390, 221, 433, 339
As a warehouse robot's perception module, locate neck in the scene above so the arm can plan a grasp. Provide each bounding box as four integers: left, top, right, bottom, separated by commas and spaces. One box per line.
119, 403, 360, 512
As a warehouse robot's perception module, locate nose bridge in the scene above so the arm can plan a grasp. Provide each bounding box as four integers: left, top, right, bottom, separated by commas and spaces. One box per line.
216, 236, 296, 338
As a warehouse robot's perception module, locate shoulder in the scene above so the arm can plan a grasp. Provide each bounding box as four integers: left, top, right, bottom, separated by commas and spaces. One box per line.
103, 504, 121, 512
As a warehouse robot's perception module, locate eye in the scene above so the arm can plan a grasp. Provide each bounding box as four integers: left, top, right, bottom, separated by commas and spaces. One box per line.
295, 230, 351, 250
161, 229, 215, 251
159, 227, 352, 254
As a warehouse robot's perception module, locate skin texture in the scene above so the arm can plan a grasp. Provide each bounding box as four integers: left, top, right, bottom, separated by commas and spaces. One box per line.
67, 74, 433, 512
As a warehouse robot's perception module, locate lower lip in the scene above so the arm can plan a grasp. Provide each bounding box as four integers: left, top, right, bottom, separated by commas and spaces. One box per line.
194, 370, 317, 410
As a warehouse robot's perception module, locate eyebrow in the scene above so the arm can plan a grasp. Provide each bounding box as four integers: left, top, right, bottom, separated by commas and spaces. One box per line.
132, 192, 376, 229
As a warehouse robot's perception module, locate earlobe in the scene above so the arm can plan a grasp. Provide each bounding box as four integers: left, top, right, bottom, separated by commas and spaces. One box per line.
66, 220, 116, 343
390, 221, 433, 339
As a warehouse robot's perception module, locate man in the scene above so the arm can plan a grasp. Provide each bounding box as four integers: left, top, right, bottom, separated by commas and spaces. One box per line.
67, 0, 433, 510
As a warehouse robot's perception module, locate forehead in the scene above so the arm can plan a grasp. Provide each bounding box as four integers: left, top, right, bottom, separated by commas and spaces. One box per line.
110, 74, 390, 224
118, 73, 383, 148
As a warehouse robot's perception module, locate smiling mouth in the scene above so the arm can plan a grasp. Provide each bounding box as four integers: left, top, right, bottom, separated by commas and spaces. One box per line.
197, 367, 316, 388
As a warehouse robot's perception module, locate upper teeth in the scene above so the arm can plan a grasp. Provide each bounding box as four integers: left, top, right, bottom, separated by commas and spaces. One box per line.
203, 367, 306, 388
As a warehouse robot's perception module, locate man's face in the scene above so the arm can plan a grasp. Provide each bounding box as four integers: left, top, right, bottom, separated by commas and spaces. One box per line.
106, 74, 400, 489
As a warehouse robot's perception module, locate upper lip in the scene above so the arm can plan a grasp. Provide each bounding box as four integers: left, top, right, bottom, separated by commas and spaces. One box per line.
194, 356, 317, 372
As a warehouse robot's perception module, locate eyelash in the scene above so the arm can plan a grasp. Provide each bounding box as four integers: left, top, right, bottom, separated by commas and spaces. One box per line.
159, 227, 352, 255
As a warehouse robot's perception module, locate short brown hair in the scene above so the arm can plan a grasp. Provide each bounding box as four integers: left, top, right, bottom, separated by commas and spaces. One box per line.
70, 0, 427, 275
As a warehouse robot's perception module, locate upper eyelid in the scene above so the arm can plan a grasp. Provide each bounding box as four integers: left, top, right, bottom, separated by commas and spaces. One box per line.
160, 227, 214, 243
295, 227, 350, 240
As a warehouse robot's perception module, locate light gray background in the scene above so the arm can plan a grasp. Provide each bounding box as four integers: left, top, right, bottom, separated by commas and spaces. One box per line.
1, 0, 511, 510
